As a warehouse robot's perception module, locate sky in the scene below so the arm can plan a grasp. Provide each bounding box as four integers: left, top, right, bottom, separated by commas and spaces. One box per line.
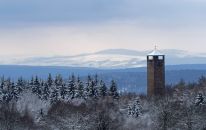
0, 0, 206, 57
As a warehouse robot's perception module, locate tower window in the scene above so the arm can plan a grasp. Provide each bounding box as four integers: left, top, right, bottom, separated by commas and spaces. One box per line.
158, 56, 164, 60
148, 56, 153, 60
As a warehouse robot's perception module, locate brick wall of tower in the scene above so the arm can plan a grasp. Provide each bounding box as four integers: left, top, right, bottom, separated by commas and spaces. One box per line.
147, 55, 165, 97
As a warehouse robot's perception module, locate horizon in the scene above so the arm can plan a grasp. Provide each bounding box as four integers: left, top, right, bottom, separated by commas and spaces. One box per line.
0, 48, 204, 58
0, 48, 205, 68
0, 0, 206, 58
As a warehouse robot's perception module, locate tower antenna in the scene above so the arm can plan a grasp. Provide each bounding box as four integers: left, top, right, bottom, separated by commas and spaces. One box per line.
154, 45, 157, 50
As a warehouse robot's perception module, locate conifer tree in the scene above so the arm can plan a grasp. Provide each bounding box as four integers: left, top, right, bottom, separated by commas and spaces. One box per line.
128, 97, 142, 118
2, 90, 10, 103
85, 75, 92, 99
85, 75, 99, 98
42, 74, 53, 100
60, 84, 67, 100
93, 74, 99, 98
99, 80, 107, 97
68, 75, 76, 99
54, 74, 63, 97
32, 76, 41, 96
128, 105, 132, 116
109, 80, 119, 100
0, 77, 5, 102
50, 88, 59, 104
195, 93, 204, 106
75, 77, 84, 99
2, 78, 12, 103
54, 74, 63, 87
5, 78, 12, 92
39, 80, 45, 99
42, 83, 50, 100
0, 76, 5, 90
133, 98, 142, 118
47, 73, 53, 87
16, 77, 24, 92
11, 82, 18, 101
30, 76, 34, 90
88, 80, 96, 98
94, 74, 98, 86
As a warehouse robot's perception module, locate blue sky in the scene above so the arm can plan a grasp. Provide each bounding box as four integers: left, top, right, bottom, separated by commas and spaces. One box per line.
0, 0, 206, 57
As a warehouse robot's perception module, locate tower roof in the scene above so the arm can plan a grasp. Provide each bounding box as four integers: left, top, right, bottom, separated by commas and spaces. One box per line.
147, 49, 164, 56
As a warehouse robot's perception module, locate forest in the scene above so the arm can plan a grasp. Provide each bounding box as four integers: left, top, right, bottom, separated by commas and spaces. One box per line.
0, 74, 206, 130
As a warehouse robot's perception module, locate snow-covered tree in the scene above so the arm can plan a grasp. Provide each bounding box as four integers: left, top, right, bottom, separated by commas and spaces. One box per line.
54, 74, 63, 98
32, 76, 41, 97
0, 76, 5, 90
68, 75, 76, 99
85, 75, 100, 99
94, 74, 98, 86
47, 73, 53, 87
133, 98, 142, 118
87, 80, 96, 98
42, 83, 50, 100
50, 88, 59, 104
195, 93, 204, 106
2, 78, 13, 103
93, 75, 99, 98
109, 80, 119, 100
75, 77, 85, 99
30, 76, 34, 89
0, 77, 5, 102
39, 80, 45, 98
16, 77, 24, 92
2, 90, 11, 103
85, 75, 92, 99
127, 105, 132, 116
54, 74, 63, 88
10, 82, 19, 101
99, 80, 107, 97
5, 78, 12, 91
60, 84, 67, 100
41, 74, 53, 100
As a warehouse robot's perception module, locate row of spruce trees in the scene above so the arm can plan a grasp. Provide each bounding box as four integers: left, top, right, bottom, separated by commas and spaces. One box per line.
0, 74, 119, 104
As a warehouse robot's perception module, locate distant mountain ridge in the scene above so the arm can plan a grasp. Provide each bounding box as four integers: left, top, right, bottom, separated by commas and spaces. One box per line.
0, 64, 205, 93
95, 49, 148, 56
1, 49, 206, 69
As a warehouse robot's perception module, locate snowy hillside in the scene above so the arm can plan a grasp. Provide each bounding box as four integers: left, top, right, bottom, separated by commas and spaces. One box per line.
1, 49, 206, 69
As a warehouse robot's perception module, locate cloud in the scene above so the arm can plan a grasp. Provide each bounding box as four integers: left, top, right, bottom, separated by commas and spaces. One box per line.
0, 0, 206, 27
0, 22, 206, 58
0, 0, 125, 24
0, 0, 206, 57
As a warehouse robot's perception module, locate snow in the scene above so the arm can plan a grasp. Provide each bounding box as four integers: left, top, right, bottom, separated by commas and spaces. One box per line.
147, 50, 164, 56
17, 90, 50, 122
0, 49, 206, 68
6, 54, 146, 69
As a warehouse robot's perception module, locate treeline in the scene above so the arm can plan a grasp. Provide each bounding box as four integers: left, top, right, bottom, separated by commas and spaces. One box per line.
3, 74, 206, 129
0, 74, 119, 104
137, 75, 206, 130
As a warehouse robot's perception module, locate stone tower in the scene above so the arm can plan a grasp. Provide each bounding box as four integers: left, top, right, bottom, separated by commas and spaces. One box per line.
147, 48, 165, 97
